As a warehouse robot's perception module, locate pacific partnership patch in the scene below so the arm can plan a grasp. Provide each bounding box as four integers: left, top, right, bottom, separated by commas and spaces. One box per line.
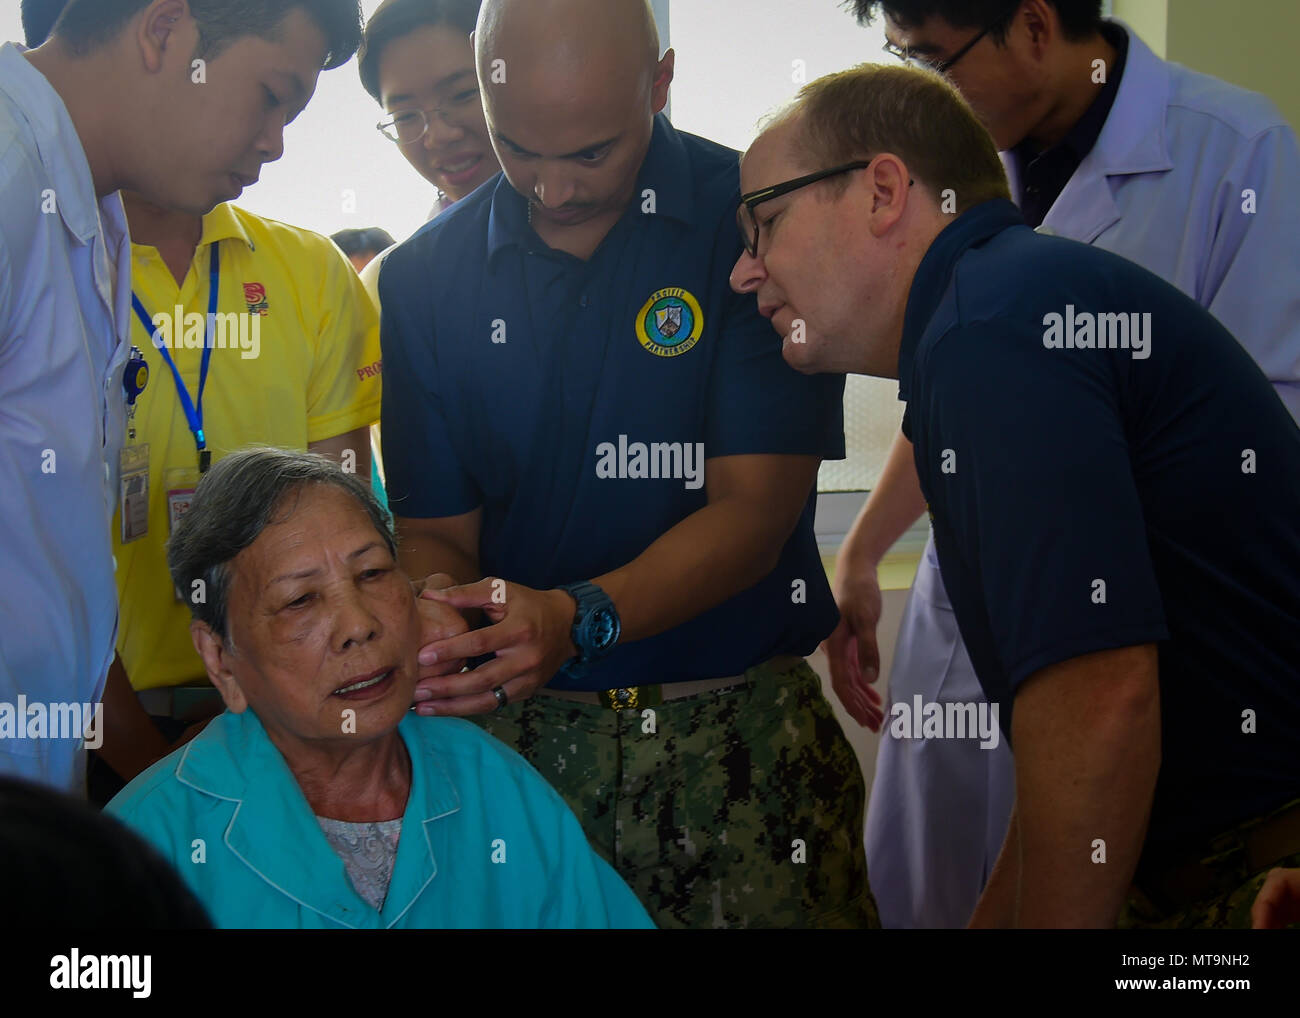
636, 287, 703, 357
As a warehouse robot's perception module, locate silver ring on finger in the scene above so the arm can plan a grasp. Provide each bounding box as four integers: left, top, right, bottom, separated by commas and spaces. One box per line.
492, 685, 509, 712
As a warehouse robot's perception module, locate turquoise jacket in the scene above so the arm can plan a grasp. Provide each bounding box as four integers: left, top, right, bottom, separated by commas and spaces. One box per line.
107, 709, 654, 929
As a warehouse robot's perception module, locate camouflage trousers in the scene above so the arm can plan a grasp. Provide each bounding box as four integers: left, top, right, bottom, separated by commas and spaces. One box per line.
1119, 797, 1300, 928
472, 656, 879, 929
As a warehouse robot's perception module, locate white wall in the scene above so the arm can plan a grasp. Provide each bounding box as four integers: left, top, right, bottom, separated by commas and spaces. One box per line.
2, 2, 27, 48
669, 0, 882, 153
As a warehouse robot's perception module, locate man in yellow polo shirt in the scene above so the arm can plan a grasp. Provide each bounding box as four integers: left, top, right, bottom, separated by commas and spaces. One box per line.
92, 194, 382, 802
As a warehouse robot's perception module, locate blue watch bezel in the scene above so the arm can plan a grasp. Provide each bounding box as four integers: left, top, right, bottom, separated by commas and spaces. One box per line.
560, 581, 621, 666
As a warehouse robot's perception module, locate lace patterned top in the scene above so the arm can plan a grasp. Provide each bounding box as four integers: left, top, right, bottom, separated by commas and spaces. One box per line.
316, 816, 403, 911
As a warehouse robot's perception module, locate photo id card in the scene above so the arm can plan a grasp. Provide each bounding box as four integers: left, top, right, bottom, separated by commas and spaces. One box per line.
119, 444, 150, 544
165, 467, 201, 602
165, 466, 201, 536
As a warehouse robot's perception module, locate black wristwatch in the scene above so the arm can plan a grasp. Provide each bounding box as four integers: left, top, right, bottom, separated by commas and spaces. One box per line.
558, 581, 621, 677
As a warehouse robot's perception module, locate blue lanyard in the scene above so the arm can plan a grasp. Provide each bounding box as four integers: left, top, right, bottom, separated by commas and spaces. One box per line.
131, 245, 220, 473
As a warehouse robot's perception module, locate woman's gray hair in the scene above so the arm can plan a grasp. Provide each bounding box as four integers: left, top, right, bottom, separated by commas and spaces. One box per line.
166, 447, 396, 645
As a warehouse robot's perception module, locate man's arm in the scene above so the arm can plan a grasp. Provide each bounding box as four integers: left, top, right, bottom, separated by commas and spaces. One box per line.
968, 806, 1021, 928
415, 454, 821, 714
977, 643, 1161, 928
395, 508, 482, 589
306, 231, 383, 477
93, 654, 171, 782
309, 428, 372, 486
594, 453, 819, 642
824, 428, 926, 728
94, 653, 211, 784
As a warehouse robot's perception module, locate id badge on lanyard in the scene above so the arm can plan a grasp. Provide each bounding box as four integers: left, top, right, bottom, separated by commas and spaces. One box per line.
131, 245, 221, 477
119, 442, 150, 544
127, 246, 221, 567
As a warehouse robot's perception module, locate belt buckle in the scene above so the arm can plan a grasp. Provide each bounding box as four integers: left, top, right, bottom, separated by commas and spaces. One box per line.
598, 685, 661, 711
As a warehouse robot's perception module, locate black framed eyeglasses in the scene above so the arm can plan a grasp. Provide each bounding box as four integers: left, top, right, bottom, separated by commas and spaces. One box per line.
737, 159, 913, 259
882, 5, 1012, 75
737, 160, 871, 258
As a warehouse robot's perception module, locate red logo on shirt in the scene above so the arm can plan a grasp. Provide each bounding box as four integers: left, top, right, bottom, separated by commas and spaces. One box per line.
357, 360, 383, 382
244, 282, 269, 316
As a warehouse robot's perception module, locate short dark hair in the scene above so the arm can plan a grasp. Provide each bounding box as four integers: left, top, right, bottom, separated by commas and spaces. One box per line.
331, 226, 397, 257
845, 0, 1105, 44
21, 0, 67, 47
357, 0, 482, 103
50, 0, 364, 70
168, 448, 396, 644
0, 777, 213, 928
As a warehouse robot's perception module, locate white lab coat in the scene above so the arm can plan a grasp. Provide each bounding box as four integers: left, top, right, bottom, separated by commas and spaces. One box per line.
864, 21, 1300, 929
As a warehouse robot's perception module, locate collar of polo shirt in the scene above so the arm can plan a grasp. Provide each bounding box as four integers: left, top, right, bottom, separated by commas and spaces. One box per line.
898, 199, 1024, 402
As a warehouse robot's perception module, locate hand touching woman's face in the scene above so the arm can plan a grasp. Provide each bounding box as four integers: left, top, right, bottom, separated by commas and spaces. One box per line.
195, 483, 420, 751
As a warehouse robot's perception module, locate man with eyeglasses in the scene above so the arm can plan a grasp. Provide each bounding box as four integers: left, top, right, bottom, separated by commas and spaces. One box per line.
357, 0, 499, 229
831, 0, 1300, 929
731, 63, 1300, 930
377, 0, 875, 929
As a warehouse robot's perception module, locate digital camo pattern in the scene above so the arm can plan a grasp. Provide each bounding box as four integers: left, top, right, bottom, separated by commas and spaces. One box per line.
474, 658, 879, 929
1121, 797, 1300, 928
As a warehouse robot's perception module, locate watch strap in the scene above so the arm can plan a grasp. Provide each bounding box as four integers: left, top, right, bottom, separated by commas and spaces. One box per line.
558, 580, 618, 667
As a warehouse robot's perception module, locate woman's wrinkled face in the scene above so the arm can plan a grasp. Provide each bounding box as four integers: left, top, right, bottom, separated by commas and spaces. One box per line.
216, 484, 419, 747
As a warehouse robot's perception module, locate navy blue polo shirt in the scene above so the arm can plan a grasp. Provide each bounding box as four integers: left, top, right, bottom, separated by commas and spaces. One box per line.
900, 199, 1300, 853
379, 114, 845, 692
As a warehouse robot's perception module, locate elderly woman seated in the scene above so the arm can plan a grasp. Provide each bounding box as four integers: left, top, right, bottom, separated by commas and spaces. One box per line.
107, 448, 653, 929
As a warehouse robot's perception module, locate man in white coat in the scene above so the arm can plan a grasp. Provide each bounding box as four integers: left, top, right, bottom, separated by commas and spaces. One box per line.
837, 0, 1300, 928
1, 0, 365, 794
